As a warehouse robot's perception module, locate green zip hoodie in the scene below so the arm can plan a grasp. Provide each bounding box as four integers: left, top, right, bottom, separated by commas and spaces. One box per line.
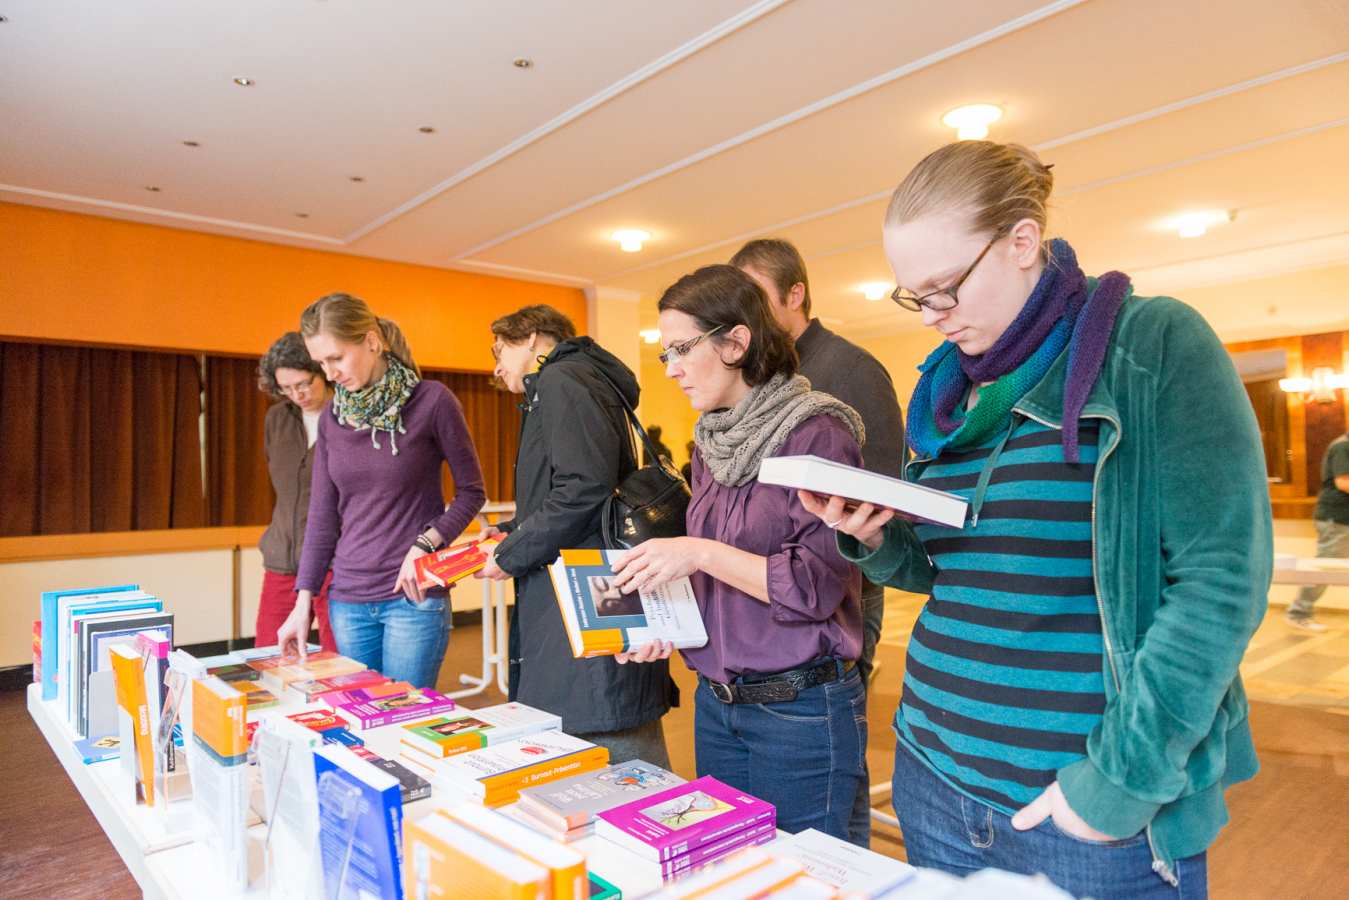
843, 290, 1271, 880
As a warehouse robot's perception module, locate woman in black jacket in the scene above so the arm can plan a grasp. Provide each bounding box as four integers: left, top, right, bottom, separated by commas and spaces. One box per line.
477, 305, 675, 767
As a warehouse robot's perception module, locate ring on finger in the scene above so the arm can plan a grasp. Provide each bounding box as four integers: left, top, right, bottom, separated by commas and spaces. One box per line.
825, 519, 843, 529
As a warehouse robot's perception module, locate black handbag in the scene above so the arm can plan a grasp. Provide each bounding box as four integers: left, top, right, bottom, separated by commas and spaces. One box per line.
591, 369, 691, 548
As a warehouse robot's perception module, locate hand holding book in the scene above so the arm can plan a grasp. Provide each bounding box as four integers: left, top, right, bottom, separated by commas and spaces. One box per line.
614, 638, 675, 666
796, 491, 898, 551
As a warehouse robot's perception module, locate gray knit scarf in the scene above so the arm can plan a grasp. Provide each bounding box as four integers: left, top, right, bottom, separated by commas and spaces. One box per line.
694, 373, 865, 487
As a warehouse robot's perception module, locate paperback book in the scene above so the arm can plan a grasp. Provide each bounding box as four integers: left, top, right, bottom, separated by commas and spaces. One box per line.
39, 584, 142, 698
443, 804, 587, 900
757, 454, 968, 528
332, 687, 456, 731
413, 537, 500, 590
595, 775, 776, 863
399, 702, 561, 759
517, 760, 685, 833
402, 814, 546, 900
420, 731, 610, 807
313, 745, 404, 900
549, 548, 707, 658
189, 676, 250, 888
316, 680, 413, 710
767, 828, 916, 895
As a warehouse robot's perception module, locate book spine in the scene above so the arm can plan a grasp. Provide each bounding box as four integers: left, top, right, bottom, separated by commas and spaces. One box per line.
481, 749, 609, 805
662, 821, 777, 878
350, 702, 456, 730
657, 807, 776, 861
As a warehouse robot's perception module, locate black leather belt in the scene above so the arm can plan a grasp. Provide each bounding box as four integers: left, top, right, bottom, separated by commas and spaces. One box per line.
703, 658, 855, 705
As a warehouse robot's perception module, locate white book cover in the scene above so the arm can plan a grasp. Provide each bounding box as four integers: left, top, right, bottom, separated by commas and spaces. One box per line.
549, 548, 707, 658
757, 454, 968, 529
255, 717, 325, 900
434, 731, 603, 792
400, 701, 561, 756
769, 828, 916, 894
187, 732, 250, 888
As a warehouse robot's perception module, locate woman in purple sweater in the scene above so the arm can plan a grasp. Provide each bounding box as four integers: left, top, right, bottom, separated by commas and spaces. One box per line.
611, 265, 869, 845
275, 293, 486, 689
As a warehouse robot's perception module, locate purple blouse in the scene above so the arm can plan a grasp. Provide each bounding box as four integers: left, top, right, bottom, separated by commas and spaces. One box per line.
296, 380, 486, 601
681, 414, 863, 684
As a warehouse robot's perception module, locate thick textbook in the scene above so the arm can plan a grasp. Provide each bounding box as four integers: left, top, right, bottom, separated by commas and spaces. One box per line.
517, 760, 685, 832
443, 804, 588, 900
549, 548, 707, 657
399, 702, 561, 759
331, 687, 456, 731
403, 813, 547, 900
757, 453, 969, 528
314, 745, 405, 900
768, 827, 916, 894
424, 731, 610, 807
595, 775, 775, 863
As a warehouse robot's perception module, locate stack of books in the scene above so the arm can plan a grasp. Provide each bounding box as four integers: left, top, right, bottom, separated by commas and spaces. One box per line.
509, 760, 685, 843
403, 804, 587, 900
290, 668, 390, 703
251, 651, 369, 695
595, 776, 777, 881
767, 828, 916, 896
653, 847, 832, 898
403, 731, 609, 807
398, 701, 561, 761
315, 680, 414, 709
331, 686, 457, 732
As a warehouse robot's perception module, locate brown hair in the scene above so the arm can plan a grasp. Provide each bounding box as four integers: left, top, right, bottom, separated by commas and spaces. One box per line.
657, 264, 797, 387
299, 293, 421, 377
257, 331, 324, 396
885, 141, 1054, 246
729, 238, 812, 317
490, 305, 577, 345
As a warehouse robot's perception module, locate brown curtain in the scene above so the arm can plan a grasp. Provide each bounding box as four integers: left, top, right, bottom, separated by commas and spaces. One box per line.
0, 341, 206, 536
205, 355, 275, 526
422, 370, 520, 503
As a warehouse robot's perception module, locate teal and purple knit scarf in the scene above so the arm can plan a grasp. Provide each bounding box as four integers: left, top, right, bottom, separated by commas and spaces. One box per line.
907, 239, 1131, 462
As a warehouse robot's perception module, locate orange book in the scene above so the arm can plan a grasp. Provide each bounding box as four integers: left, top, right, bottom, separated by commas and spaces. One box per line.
443, 805, 587, 900
481, 747, 610, 807
403, 814, 547, 899
414, 538, 500, 589
110, 644, 155, 804
192, 677, 248, 766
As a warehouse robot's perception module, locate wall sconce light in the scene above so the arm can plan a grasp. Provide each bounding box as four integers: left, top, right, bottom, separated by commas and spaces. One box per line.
639, 329, 661, 344
1279, 366, 1349, 403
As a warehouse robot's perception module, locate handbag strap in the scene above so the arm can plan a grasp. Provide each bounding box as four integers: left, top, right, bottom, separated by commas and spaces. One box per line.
587, 364, 670, 469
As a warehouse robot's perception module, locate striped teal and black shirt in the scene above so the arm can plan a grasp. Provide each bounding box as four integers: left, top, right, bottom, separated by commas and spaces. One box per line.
897, 416, 1105, 814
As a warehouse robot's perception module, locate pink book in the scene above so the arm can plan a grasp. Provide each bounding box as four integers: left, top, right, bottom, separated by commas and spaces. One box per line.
331, 687, 456, 731
662, 819, 777, 880
316, 680, 414, 709
290, 669, 390, 702
595, 775, 776, 862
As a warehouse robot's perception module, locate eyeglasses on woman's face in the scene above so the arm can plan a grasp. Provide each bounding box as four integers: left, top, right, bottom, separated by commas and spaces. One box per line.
658, 325, 723, 367
890, 234, 1000, 312
277, 372, 319, 399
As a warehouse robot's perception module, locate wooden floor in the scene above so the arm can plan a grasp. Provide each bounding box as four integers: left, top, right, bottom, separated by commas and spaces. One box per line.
4, 593, 1347, 898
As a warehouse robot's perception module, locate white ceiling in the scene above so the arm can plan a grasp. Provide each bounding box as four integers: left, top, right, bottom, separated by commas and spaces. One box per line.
4, 0, 1348, 341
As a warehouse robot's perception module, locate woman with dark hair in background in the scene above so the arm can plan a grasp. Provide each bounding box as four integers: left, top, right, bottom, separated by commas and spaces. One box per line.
276, 293, 486, 689
611, 265, 869, 845
255, 331, 336, 651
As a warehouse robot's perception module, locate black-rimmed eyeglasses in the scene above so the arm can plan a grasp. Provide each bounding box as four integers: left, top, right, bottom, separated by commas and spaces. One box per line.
891, 234, 1000, 312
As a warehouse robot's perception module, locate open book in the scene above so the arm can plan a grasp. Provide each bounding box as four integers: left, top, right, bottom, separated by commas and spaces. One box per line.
548, 549, 708, 658
758, 454, 968, 528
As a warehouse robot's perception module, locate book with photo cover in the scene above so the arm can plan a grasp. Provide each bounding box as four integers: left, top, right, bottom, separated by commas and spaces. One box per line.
331, 687, 456, 731
757, 453, 969, 528
595, 775, 776, 863
517, 760, 685, 832
315, 680, 412, 710
548, 548, 707, 658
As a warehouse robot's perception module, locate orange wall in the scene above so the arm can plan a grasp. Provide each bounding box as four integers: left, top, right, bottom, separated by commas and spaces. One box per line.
0, 202, 587, 371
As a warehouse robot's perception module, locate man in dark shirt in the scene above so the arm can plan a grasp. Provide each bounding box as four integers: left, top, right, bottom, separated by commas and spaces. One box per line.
1288, 432, 1349, 632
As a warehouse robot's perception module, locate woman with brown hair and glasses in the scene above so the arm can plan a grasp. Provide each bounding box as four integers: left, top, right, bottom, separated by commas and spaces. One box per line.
255, 331, 336, 651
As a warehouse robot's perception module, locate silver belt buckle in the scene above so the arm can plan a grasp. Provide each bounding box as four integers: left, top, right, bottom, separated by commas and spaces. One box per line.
709, 680, 735, 703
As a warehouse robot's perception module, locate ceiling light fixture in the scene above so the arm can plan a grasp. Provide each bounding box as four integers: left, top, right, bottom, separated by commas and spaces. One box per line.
232, 76, 255, 87
640, 329, 661, 345
859, 282, 891, 302
1279, 367, 1349, 402
295, 212, 310, 219
182, 140, 200, 147
942, 104, 1002, 140
418, 126, 435, 134
145, 185, 161, 192
611, 229, 650, 253
349, 176, 365, 183
1167, 209, 1235, 239
513, 57, 533, 69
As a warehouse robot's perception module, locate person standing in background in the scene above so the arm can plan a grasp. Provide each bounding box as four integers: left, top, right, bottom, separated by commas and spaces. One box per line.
1287, 430, 1349, 631
477, 304, 675, 768
276, 293, 486, 689
643, 424, 674, 467
255, 332, 336, 651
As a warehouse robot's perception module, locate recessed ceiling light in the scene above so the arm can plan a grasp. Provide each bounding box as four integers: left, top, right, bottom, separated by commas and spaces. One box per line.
418, 126, 436, 134
349, 176, 365, 183
232, 76, 255, 87
1166, 209, 1235, 239
611, 229, 650, 253
513, 57, 533, 69
942, 104, 1002, 141
182, 140, 200, 148
145, 185, 161, 192
640, 329, 661, 345
859, 282, 891, 302
0, 15, 9, 23
295, 212, 310, 219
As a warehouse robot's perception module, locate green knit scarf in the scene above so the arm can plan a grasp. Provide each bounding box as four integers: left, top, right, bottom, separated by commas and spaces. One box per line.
331, 354, 418, 455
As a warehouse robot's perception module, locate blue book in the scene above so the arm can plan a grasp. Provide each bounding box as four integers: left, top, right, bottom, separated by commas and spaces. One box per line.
313, 745, 404, 900
40, 585, 140, 699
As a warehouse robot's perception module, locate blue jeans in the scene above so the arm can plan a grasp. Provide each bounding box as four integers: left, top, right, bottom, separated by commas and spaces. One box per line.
327, 594, 451, 690
1290, 519, 1349, 618
891, 741, 1208, 899
694, 663, 868, 845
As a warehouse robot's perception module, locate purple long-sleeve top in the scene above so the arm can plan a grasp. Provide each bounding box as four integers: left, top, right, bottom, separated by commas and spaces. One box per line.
681, 413, 863, 684
296, 380, 486, 601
